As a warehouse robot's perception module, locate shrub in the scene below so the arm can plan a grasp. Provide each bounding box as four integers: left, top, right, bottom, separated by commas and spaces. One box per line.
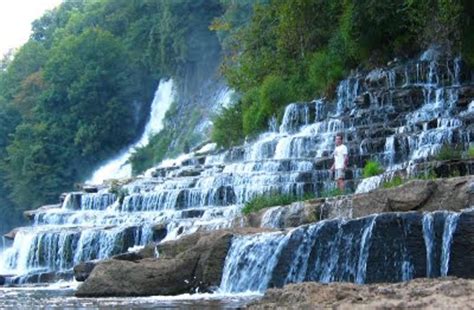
308, 49, 345, 96
211, 102, 244, 148
382, 175, 403, 189
417, 169, 438, 180
468, 145, 474, 159
363, 160, 384, 178
436, 144, 462, 161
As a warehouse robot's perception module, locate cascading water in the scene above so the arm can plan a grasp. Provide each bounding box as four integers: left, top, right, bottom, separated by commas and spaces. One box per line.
219, 211, 469, 293
88, 79, 175, 184
1, 51, 472, 288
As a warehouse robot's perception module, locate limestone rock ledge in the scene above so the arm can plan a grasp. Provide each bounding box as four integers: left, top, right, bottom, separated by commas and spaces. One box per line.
248, 277, 474, 309
240, 176, 474, 229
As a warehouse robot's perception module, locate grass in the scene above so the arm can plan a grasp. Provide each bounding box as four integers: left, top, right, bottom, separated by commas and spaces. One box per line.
382, 175, 403, 189
242, 192, 315, 215
319, 188, 344, 198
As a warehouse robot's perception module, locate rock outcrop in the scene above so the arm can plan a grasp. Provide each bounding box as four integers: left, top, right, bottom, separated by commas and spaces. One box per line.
243, 176, 474, 229
352, 176, 473, 217
75, 228, 267, 297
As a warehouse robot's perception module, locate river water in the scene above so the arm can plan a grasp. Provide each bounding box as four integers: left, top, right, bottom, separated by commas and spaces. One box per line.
0, 283, 261, 309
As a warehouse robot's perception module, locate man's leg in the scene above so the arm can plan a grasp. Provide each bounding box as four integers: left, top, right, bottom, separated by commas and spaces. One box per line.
337, 178, 345, 192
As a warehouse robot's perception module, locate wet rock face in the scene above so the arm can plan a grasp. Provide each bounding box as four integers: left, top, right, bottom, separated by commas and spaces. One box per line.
74, 262, 97, 282
450, 211, 474, 278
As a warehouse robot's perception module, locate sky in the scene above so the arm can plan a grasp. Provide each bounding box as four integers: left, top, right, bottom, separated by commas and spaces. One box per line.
0, 0, 63, 57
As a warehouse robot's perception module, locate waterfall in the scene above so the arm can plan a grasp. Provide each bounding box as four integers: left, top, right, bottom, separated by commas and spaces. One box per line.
440, 213, 460, 276
88, 79, 175, 184
219, 232, 290, 293
219, 211, 467, 293
422, 213, 435, 277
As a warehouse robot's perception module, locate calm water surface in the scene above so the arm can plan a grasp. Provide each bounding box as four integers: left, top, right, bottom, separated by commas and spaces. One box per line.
0, 283, 261, 309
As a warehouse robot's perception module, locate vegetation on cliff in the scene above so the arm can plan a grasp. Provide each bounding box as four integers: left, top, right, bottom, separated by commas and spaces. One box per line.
212, 0, 474, 146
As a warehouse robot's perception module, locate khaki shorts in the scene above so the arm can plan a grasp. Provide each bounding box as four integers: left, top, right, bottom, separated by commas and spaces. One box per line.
334, 168, 345, 180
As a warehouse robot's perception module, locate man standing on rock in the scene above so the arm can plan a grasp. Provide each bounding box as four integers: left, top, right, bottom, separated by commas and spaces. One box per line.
330, 133, 348, 192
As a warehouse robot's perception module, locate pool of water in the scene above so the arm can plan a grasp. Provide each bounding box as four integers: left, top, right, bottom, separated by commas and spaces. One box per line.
0, 283, 261, 309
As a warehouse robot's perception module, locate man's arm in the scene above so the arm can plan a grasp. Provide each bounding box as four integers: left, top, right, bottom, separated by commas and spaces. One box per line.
344, 155, 349, 169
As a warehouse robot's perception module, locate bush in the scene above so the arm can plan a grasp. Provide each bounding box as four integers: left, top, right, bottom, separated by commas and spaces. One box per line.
308, 49, 345, 96
382, 175, 403, 189
436, 144, 462, 161
211, 102, 244, 148
241, 75, 293, 137
363, 160, 384, 178
468, 145, 474, 159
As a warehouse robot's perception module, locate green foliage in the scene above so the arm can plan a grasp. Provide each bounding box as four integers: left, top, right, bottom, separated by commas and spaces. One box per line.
382, 175, 404, 189
320, 188, 344, 198
242, 192, 311, 215
436, 144, 463, 161
1, 0, 473, 214
240, 74, 293, 137
214, 0, 474, 146
129, 128, 173, 176
468, 145, 474, 159
212, 102, 244, 148
417, 169, 438, 180
309, 49, 345, 96
363, 160, 384, 178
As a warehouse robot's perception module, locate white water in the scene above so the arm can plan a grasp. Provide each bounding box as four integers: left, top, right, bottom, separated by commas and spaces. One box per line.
219, 211, 465, 293
88, 79, 175, 184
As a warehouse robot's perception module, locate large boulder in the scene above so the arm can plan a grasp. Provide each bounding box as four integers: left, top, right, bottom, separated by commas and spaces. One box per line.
74, 244, 158, 282
75, 230, 238, 297
73, 262, 97, 282
76, 257, 196, 296
76, 228, 270, 297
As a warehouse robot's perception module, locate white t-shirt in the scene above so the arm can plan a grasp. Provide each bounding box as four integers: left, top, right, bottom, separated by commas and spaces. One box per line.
333, 144, 348, 169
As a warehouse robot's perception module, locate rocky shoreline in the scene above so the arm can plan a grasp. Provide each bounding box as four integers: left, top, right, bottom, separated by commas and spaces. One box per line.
247, 277, 474, 309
